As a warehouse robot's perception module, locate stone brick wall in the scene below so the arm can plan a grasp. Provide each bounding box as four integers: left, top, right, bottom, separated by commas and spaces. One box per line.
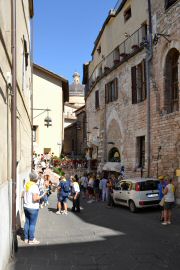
85, 0, 180, 180
150, 0, 180, 178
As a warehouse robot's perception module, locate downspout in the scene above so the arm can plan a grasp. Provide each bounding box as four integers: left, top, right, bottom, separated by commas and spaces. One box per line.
146, 0, 153, 177
30, 17, 34, 169
11, 0, 18, 253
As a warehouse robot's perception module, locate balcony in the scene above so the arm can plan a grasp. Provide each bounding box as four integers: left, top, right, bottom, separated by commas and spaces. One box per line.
85, 25, 147, 97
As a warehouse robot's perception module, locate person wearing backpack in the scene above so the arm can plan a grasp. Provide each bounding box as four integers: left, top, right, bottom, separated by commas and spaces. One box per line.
56, 176, 70, 215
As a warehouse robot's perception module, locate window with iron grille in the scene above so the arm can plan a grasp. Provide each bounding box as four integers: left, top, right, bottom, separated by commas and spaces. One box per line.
131, 59, 146, 104
136, 136, 145, 168
95, 90, 100, 109
165, 0, 178, 9
164, 48, 179, 113
105, 78, 118, 104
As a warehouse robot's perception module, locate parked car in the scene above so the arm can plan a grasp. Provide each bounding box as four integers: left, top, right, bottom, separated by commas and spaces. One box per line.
112, 178, 160, 212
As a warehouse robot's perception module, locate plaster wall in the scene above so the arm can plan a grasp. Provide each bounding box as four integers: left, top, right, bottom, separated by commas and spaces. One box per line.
33, 70, 64, 157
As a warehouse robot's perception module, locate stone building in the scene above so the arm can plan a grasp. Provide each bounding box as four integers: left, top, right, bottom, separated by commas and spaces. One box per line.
0, 1, 34, 268
64, 72, 85, 128
33, 64, 69, 157
63, 105, 87, 159
83, 0, 179, 180
150, 0, 180, 201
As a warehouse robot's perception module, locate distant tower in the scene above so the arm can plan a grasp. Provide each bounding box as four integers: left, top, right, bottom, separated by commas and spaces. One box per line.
73, 72, 80, 84
64, 72, 85, 128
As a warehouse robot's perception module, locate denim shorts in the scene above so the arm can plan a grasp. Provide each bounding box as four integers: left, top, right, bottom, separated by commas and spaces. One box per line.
58, 195, 68, 203
164, 201, 174, 210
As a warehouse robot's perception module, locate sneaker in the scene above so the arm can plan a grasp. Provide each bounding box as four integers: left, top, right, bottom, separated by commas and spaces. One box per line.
56, 211, 61, 215
60, 210, 64, 214
167, 221, 171, 224
29, 239, 40, 245
162, 222, 168, 225
24, 239, 28, 244
63, 211, 68, 215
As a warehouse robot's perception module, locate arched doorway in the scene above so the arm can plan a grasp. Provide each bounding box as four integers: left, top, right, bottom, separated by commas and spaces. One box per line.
108, 147, 121, 162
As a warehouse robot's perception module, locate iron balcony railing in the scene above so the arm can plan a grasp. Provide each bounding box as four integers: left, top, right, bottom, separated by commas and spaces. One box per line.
85, 24, 147, 96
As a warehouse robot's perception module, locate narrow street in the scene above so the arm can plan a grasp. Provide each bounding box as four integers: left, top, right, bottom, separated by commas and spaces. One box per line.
13, 192, 180, 270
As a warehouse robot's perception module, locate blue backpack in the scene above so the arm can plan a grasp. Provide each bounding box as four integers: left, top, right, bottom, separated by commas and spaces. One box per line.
62, 181, 70, 193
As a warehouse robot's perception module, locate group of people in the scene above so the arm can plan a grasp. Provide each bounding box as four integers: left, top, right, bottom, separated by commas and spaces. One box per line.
158, 176, 176, 225
22, 159, 176, 245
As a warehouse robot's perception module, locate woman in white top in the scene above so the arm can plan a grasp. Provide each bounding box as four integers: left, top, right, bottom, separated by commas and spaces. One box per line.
162, 178, 175, 225
71, 177, 80, 212
24, 172, 47, 244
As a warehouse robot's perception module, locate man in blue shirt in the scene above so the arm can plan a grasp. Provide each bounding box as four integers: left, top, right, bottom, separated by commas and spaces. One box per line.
56, 176, 70, 215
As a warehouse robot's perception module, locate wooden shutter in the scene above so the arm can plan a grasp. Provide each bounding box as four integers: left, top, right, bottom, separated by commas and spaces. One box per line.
142, 59, 146, 100
95, 90, 99, 109
131, 66, 137, 104
115, 78, 118, 100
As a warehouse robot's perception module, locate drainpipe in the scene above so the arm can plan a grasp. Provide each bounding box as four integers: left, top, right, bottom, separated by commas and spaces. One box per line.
146, 0, 153, 177
11, 0, 18, 253
30, 17, 34, 169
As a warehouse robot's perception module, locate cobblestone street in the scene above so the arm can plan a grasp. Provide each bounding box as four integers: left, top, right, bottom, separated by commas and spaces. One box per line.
10, 192, 180, 270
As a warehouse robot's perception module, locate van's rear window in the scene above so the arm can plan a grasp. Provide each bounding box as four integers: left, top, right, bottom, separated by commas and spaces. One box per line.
140, 180, 159, 191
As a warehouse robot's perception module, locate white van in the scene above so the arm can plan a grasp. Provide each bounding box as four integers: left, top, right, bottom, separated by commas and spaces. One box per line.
112, 178, 160, 212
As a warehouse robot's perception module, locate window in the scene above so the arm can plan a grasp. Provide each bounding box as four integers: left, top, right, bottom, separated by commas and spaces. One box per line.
136, 136, 145, 168
164, 48, 179, 113
165, 0, 178, 9
105, 78, 118, 103
95, 90, 100, 109
124, 6, 131, 22
23, 38, 28, 69
32, 126, 38, 142
97, 45, 101, 54
22, 37, 29, 92
131, 59, 146, 104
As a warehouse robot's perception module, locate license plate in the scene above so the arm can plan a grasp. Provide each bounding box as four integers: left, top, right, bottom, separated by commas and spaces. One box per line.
147, 193, 158, 198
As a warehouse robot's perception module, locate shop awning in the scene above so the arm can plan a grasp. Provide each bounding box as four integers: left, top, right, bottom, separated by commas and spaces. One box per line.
102, 162, 121, 172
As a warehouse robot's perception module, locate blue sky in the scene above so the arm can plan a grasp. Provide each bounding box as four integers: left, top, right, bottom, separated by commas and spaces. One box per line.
34, 0, 119, 83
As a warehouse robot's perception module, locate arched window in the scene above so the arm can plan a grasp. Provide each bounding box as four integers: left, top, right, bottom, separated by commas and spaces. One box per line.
108, 147, 121, 162
164, 48, 179, 113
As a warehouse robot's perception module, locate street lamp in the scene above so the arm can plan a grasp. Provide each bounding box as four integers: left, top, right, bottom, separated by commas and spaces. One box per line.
33, 108, 52, 128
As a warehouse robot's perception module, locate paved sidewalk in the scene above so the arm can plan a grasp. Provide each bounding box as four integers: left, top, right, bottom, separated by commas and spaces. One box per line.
10, 192, 180, 270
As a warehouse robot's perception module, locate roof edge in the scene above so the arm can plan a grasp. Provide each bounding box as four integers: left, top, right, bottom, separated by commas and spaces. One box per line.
91, 0, 127, 56
33, 63, 69, 102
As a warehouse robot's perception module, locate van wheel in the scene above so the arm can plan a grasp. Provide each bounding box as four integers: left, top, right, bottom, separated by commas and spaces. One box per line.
129, 200, 136, 213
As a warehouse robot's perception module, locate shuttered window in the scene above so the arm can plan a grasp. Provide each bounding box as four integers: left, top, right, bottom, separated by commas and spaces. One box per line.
137, 136, 145, 168
164, 48, 179, 113
105, 78, 118, 104
131, 59, 146, 104
95, 90, 100, 109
